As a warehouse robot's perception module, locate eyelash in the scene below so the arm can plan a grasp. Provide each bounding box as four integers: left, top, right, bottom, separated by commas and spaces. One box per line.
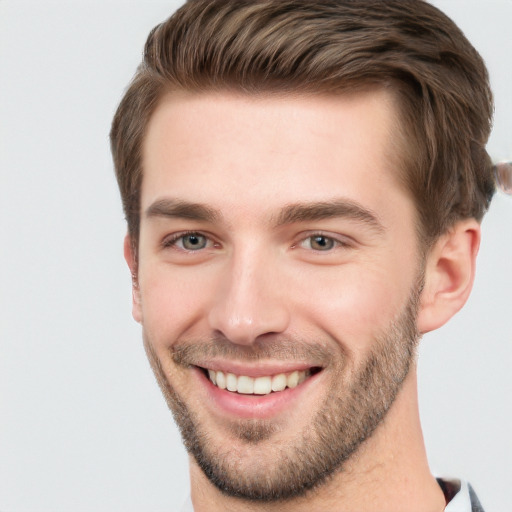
162, 230, 350, 254
295, 232, 351, 252
161, 231, 216, 252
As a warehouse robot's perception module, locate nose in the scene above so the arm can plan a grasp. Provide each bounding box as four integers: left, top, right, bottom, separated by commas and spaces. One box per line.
207, 247, 290, 345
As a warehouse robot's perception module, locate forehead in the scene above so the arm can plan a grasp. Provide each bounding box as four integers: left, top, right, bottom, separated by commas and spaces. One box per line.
141, 90, 412, 225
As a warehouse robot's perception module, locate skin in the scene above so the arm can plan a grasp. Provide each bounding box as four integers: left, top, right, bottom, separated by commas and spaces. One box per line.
125, 90, 480, 511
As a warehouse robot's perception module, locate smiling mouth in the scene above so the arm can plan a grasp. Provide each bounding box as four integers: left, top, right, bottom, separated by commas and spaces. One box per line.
201, 368, 321, 395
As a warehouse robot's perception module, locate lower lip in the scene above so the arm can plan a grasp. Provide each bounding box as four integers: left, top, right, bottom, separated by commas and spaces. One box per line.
194, 367, 322, 419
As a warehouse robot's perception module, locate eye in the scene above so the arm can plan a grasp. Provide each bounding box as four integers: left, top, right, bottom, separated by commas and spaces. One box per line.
163, 231, 212, 251
180, 233, 208, 250
307, 235, 335, 251
298, 233, 348, 252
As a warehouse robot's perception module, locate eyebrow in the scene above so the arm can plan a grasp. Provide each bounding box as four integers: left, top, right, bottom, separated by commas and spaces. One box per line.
145, 198, 220, 223
274, 200, 385, 234
145, 197, 385, 234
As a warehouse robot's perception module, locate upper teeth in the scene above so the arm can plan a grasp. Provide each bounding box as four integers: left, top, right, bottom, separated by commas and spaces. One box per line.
207, 369, 309, 395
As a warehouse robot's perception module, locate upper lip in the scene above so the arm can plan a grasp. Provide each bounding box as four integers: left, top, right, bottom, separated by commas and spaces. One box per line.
195, 360, 321, 378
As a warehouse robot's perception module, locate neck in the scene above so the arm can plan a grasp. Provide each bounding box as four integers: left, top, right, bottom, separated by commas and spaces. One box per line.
189, 366, 445, 512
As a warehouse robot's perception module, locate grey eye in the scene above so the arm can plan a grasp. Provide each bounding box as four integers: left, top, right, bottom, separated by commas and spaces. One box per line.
181, 234, 208, 250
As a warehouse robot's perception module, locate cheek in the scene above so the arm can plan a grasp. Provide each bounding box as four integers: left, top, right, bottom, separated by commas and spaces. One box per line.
292, 265, 413, 352
138, 265, 213, 346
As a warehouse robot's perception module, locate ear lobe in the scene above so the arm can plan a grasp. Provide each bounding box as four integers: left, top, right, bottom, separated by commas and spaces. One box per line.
416, 219, 481, 334
124, 234, 142, 323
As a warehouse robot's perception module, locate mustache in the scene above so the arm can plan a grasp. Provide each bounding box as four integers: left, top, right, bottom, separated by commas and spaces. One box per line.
171, 336, 336, 368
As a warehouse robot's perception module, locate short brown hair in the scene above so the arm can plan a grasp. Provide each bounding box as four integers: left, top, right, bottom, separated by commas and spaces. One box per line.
110, 0, 495, 248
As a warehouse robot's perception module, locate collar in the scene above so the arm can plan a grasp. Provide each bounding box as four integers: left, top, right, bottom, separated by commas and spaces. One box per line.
439, 478, 473, 511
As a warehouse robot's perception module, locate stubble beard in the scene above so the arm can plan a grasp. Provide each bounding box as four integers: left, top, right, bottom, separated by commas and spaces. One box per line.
143, 286, 422, 502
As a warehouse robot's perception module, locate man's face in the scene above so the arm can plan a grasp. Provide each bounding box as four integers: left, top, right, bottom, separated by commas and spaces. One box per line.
132, 90, 424, 500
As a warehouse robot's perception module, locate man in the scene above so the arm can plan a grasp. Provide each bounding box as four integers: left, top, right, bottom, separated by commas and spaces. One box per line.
110, 1, 495, 510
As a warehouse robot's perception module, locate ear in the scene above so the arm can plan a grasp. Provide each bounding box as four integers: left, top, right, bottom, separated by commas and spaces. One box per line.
417, 219, 481, 334
124, 234, 142, 323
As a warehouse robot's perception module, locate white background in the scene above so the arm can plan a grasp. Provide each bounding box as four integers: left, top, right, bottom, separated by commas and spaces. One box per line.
0, 1, 510, 511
